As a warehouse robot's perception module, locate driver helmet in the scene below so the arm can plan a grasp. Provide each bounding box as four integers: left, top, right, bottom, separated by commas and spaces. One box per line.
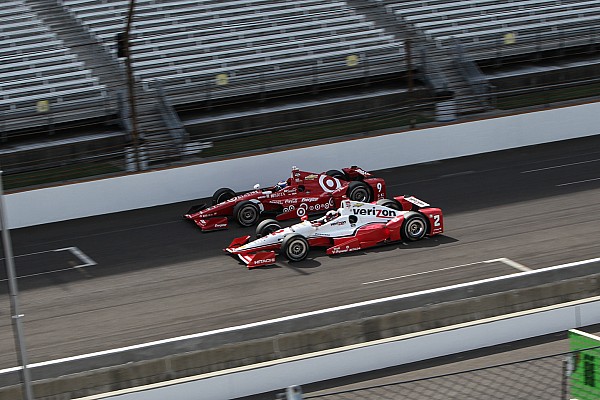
325, 210, 339, 221
275, 180, 287, 191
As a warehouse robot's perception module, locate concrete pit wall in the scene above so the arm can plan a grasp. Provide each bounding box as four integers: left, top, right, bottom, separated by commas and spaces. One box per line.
2, 267, 599, 400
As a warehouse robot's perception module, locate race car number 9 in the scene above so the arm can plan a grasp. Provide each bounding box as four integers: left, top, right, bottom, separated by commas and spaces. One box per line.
319, 175, 341, 192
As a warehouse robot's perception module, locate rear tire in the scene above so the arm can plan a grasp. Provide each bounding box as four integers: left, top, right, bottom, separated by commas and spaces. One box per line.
326, 169, 348, 181
401, 212, 428, 241
212, 188, 236, 205
233, 201, 260, 227
281, 234, 309, 262
376, 198, 401, 210
347, 181, 372, 202
256, 219, 281, 238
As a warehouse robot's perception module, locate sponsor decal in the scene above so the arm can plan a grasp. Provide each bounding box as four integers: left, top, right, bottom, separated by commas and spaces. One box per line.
301, 197, 319, 202
330, 221, 346, 226
352, 207, 397, 217
331, 245, 360, 254
305, 174, 318, 180
354, 167, 371, 176
252, 257, 275, 265
214, 223, 227, 228
296, 207, 306, 217
405, 196, 430, 208
319, 175, 341, 192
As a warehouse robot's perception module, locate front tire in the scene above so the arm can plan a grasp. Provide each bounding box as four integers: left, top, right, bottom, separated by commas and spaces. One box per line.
281, 234, 309, 262
401, 212, 428, 241
212, 188, 236, 205
256, 219, 281, 238
233, 201, 260, 227
347, 181, 372, 202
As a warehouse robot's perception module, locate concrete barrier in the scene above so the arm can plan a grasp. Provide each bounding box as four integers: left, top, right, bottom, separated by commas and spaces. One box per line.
67, 297, 600, 399
5, 101, 600, 229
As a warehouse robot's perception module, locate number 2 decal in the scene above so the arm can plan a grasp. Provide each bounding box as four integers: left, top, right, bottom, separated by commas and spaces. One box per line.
433, 214, 441, 227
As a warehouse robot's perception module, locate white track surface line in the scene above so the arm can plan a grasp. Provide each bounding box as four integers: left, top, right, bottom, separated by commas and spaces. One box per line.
521, 158, 600, 173
1, 257, 598, 373
0, 247, 96, 282
363, 258, 528, 285
57, 247, 97, 267
363, 260, 489, 285
557, 177, 600, 187
496, 257, 531, 272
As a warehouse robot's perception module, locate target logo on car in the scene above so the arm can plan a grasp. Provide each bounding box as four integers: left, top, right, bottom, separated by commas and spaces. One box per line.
296, 203, 309, 217
319, 175, 341, 192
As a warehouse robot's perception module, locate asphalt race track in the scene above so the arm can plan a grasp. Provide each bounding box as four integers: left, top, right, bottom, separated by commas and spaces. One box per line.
0, 135, 599, 371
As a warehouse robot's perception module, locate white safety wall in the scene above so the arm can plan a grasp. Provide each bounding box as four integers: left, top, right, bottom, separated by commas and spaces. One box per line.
5, 102, 600, 229
80, 296, 600, 400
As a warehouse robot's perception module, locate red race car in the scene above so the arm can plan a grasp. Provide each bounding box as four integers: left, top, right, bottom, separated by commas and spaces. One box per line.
184, 166, 386, 231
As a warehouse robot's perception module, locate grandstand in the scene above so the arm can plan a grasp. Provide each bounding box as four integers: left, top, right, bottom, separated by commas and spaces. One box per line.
0, 0, 109, 135
2, 0, 600, 188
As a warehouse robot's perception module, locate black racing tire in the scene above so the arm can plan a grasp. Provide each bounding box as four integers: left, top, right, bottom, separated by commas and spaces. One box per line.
326, 169, 348, 181
256, 219, 281, 238
401, 212, 428, 241
376, 198, 402, 210
347, 181, 372, 202
212, 188, 236, 205
233, 201, 260, 227
281, 234, 310, 262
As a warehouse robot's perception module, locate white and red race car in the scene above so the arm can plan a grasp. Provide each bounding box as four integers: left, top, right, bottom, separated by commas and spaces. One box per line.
225, 196, 444, 268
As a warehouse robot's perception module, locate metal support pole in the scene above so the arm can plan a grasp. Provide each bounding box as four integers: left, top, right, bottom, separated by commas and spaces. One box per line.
0, 171, 34, 400
124, 0, 141, 172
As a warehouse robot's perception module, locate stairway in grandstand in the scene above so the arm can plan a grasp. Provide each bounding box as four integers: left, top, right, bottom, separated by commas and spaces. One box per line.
23, 0, 205, 167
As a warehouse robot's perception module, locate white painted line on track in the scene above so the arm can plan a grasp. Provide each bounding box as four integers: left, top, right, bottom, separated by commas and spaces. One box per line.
556, 177, 600, 187
363, 260, 488, 285
1, 257, 598, 374
57, 246, 97, 267
495, 257, 531, 272
363, 258, 529, 285
0, 247, 96, 282
521, 158, 600, 173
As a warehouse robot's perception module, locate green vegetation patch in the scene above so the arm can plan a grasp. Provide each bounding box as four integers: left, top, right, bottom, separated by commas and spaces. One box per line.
201, 113, 432, 158
496, 82, 600, 109
4, 162, 123, 191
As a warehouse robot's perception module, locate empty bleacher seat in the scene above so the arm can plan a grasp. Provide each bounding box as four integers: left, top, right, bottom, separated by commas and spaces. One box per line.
1, 0, 110, 133
59, 0, 407, 105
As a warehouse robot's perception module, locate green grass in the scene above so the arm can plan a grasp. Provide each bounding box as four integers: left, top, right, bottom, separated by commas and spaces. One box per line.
495, 82, 600, 109
4, 162, 123, 191
200, 113, 433, 158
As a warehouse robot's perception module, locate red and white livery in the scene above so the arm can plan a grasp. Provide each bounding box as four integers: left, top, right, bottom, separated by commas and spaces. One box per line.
184, 166, 386, 231
225, 196, 444, 268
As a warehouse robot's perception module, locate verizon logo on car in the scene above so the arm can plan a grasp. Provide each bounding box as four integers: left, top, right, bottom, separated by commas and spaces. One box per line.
352, 208, 396, 217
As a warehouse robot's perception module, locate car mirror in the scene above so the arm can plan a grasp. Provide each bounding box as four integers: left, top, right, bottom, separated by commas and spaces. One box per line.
254, 183, 260, 190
